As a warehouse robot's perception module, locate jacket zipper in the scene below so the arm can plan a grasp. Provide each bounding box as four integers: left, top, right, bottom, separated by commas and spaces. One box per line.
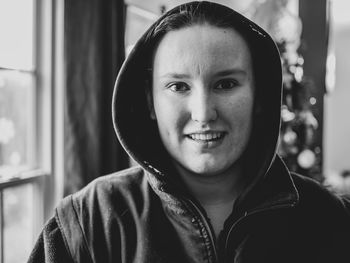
183, 201, 295, 262
186, 199, 219, 263
224, 203, 297, 251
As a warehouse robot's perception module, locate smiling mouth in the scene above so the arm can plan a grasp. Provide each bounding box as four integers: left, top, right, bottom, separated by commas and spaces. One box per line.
186, 132, 225, 142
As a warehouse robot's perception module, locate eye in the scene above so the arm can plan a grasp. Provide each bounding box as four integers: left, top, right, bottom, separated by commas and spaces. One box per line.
215, 79, 239, 90
167, 82, 190, 93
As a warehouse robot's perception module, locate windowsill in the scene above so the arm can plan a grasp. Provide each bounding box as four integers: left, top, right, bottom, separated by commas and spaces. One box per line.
0, 167, 47, 189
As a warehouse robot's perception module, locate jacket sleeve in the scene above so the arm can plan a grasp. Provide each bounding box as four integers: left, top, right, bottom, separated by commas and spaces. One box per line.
27, 217, 74, 263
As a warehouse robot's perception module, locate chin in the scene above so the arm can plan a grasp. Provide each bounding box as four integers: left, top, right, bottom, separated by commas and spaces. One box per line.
185, 161, 232, 177
191, 152, 246, 175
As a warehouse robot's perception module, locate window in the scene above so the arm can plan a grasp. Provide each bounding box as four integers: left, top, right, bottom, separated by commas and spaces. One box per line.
0, 0, 63, 261
0, 0, 36, 173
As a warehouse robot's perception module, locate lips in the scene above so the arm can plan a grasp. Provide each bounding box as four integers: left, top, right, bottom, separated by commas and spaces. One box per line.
186, 132, 225, 142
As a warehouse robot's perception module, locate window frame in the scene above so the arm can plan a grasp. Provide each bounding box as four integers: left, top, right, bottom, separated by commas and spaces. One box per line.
0, 0, 64, 260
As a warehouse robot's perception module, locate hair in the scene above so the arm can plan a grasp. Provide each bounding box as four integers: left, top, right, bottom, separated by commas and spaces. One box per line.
146, 1, 258, 40
150, 4, 236, 36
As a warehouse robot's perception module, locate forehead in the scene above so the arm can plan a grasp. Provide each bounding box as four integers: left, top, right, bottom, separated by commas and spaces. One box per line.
152, 24, 252, 76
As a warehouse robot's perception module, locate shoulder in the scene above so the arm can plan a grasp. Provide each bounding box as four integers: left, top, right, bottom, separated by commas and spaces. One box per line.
58, 165, 149, 216
290, 173, 350, 260
291, 173, 350, 221
55, 165, 151, 235
28, 217, 76, 263
292, 172, 343, 203
54, 166, 153, 260
83, 165, 146, 193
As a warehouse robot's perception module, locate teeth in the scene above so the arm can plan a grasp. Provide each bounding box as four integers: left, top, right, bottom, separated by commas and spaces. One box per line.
188, 132, 223, 141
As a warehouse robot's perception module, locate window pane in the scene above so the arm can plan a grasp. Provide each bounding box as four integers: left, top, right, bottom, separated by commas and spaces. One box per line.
125, 6, 156, 55
3, 183, 35, 263
0, 0, 34, 70
0, 70, 36, 176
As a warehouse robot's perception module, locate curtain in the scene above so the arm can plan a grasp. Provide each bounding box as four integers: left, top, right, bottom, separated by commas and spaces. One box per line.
64, 0, 128, 195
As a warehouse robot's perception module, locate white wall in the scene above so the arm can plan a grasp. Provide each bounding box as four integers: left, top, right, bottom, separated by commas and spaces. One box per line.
324, 0, 350, 176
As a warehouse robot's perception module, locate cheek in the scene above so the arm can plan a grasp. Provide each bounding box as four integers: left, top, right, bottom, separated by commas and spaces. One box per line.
224, 93, 254, 131
152, 93, 186, 136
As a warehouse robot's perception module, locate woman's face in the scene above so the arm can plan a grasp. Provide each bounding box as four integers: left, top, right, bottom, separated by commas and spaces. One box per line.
151, 24, 255, 177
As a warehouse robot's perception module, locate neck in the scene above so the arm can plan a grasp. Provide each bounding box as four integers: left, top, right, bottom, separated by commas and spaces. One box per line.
174, 162, 246, 206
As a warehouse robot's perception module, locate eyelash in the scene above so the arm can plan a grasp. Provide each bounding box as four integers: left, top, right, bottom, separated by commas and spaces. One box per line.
167, 82, 189, 92
166, 79, 239, 93
215, 79, 239, 90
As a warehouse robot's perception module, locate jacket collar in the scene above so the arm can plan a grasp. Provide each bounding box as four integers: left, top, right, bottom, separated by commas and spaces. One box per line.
145, 155, 299, 215
235, 156, 299, 214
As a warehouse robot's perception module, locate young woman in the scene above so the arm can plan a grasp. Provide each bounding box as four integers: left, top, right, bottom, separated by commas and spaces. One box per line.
28, 2, 350, 262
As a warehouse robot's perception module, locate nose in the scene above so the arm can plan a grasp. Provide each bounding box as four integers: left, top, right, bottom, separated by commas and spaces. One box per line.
190, 88, 217, 123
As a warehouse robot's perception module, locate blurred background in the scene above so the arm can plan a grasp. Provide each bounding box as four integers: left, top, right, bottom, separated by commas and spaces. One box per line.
0, 0, 349, 262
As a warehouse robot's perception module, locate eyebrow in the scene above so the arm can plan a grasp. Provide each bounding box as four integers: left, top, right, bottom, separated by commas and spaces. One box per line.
214, 69, 247, 77
159, 73, 191, 79
159, 68, 247, 79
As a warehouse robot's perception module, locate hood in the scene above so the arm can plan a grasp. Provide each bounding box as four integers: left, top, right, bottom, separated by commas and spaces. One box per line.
112, 1, 282, 198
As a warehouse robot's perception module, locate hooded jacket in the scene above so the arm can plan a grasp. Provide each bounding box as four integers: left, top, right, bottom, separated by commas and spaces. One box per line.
28, 2, 350, 263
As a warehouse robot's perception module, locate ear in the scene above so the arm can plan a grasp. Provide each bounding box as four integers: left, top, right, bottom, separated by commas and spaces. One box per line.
146, 87, 156, 120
